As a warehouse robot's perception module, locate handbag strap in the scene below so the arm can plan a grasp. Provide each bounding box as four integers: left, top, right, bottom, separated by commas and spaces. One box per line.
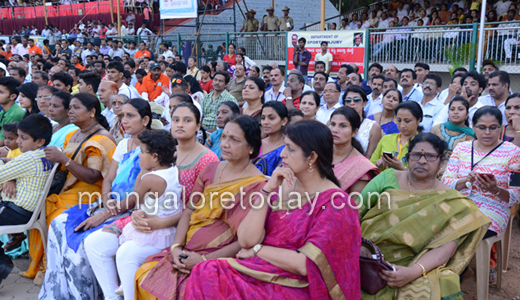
362, 238, 384, 261
60, 128, 103, 169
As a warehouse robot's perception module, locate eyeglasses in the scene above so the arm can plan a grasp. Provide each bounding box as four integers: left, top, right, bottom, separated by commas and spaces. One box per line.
323, 90, 339, 94
475, 125, 500, 132
408, 152, 441, 161
344, 97, 363, 104
422, 81, 436, 86
35, 96, 52, 101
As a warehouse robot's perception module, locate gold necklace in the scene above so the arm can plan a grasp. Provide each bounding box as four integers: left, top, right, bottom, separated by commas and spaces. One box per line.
280, 177, 327, 219
407, 174, 436, 197
218, 161, 250, 182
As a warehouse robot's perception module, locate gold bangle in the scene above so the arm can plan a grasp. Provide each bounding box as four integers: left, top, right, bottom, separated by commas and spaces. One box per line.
415, 262, 427, 276
201, 254, 208, 261
170, 243, 183, 252
516, 131, 520, 134
64, 158, 72, 167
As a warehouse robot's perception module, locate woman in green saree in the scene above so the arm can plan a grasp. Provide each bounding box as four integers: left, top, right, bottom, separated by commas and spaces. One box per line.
357, 133, 490, 300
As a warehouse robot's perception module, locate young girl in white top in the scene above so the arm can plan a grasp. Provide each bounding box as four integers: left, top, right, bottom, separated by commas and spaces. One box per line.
86, 129, 183, 300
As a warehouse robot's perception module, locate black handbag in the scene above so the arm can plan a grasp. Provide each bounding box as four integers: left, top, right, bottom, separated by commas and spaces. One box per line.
48, 129, 102, 196
359, 238, 394, 295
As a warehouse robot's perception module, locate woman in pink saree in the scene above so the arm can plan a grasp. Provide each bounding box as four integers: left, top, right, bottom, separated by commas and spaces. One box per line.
184, 120, 361, 299
330, 106, 380, 194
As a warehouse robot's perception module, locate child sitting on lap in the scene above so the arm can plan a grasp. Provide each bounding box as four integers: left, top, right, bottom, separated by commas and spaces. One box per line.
85, 129, 183, 300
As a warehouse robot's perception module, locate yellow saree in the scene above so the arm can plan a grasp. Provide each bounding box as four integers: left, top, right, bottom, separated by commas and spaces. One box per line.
135, 161, 266, 299
24, 130, 115, 278
358, 170, 490, 299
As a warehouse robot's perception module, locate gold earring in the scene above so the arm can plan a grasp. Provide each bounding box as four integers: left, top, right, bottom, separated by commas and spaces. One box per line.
308, 163, 314, 173
91, 113, 95, 118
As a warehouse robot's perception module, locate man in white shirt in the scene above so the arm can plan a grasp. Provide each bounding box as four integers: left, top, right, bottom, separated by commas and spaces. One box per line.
378, 12, 390, 28
495, 0, 512, 16
265, 67, 286, 102
316, 82, 341, 124
397, 3, 408, 20
161, 43, 175, 60
81, 42, 96, 65
108, 42, 125, 59
349, 13, 360, 29
478, 71, 511, 125
400, 68, 424, 103
41, 26, 52, 38
107, 61, 140, 99
97, 80, 118, 127
314, 41, 333, 75
438, 71, 466, 105
123, 41, 138, 58
414, 62, 430, 89
365, 75, 385, 116
434, 71, 486, 127
419, 73, 444, 132
312, 71, 328, 103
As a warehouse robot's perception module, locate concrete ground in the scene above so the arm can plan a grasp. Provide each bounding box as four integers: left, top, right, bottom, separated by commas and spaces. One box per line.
0, 257, 40, 300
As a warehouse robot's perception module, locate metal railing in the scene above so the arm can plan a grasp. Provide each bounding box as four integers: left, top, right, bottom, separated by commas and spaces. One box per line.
368, 24, 475, 68
482, 22, 520, 69
300, 0, 390, 31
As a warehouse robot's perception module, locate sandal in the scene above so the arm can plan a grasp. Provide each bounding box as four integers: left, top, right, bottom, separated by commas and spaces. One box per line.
489, 269, 497, 282
3, 233, 26, 252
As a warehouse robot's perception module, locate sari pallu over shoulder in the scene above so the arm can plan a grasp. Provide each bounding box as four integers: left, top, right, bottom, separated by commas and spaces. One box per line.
136, 162, 266, 300
360, 188, 490, 300
253, 144, 285, 176
182, 189, 361, 300
334, 154, 380, 193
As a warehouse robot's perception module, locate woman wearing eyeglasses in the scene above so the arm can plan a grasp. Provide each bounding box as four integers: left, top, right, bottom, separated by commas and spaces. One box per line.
343, 86, 382, 159
442, 106, 520, 282
358, 133, 489, 299
370, 101, 423, 171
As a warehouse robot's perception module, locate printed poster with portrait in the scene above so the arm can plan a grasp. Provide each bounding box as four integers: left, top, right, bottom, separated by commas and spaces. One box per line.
160, 0, 197, 19
287, 30, 365, 74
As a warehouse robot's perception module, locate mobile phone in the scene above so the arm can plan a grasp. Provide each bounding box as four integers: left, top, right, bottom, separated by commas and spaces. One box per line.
479, 173, 495, 180
179, 254, 188, 259
383, 152, 393, 159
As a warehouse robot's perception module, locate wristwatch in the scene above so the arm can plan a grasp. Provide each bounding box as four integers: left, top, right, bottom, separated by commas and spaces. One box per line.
286, 96, 293, 102
253, 244, 263, 256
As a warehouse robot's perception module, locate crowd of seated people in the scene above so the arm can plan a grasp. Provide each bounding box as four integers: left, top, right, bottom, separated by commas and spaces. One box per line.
0, 24, 519, 299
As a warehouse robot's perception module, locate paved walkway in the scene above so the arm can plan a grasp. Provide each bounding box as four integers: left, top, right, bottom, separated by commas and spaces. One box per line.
0, 259, 41, 300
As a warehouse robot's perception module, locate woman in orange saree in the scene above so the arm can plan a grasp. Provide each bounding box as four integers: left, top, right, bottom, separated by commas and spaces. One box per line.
135, 115, 266, 299
24, 93, 115, 279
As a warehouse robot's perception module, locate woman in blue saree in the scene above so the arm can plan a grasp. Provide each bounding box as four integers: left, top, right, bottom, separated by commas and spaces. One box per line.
254, 102, 288, 176
39, 98, 152, 299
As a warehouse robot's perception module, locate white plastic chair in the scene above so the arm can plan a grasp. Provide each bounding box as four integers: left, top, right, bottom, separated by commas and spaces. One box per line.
475, 209, 515, 300
0, 162, 58, 254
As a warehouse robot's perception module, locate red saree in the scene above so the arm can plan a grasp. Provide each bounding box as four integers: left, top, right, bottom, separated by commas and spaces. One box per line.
183, 189, 361, 299
135, 162, 266, 300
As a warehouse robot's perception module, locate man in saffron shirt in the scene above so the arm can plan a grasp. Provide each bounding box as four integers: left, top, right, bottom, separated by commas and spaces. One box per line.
138, 63, 170, 102
27, 39, 42, 56
134, 41, 152, 60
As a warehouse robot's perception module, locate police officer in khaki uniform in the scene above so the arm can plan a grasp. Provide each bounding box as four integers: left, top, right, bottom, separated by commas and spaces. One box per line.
240, 9, 259, 56
240, 9, 259, 33
261, 7, 279, 32
278, 6, 294, 31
